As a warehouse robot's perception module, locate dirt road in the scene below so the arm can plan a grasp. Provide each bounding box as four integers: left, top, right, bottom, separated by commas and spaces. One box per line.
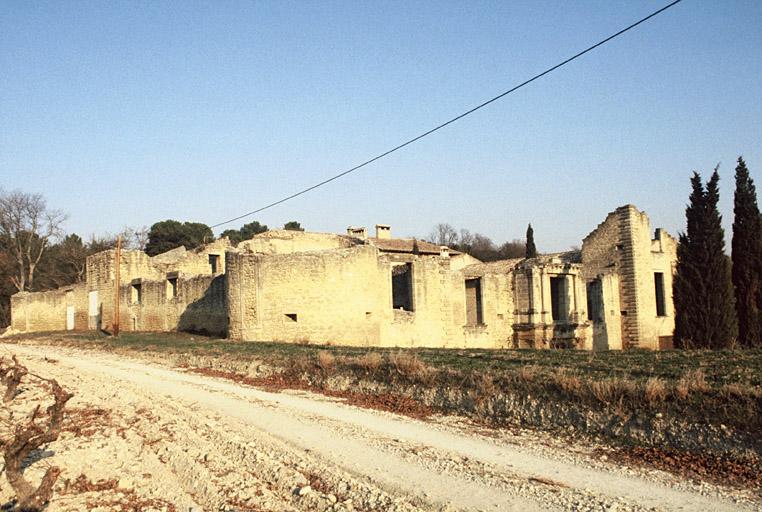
0, 343, 757, 512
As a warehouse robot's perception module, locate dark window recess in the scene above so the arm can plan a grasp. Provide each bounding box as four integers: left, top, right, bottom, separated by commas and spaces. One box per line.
391, 263, 413, 311
131, 282, 142, 304
550, 276, 568, 322
465, 278, 483, 326
167, 277, 178, 299
285, 313, 297, 322
209, 254, 220, 274
654, 272, 666, 316
586, 279, 603, 322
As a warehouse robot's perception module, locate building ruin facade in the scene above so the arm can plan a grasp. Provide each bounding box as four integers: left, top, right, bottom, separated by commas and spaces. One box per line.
10, 205, 677, 350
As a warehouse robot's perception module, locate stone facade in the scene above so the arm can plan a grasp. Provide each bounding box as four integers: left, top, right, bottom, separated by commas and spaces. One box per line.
10, 205, 677, 350
83, 238, 231, 336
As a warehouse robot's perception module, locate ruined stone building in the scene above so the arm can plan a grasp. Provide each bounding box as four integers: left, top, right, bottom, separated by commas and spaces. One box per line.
10, 205, 677, 350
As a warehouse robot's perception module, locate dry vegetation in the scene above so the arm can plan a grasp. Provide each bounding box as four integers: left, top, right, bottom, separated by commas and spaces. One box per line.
0, 355, 72, 511
8, 332, 762, 436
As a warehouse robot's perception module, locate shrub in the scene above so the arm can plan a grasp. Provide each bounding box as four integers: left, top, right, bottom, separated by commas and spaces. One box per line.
676, 369, 710, 399
554, 369, 582, 395
518, 365, 538, 383
316, 350, 335, 371
389, 351, 430, 381
356, 352, 383, 373
644, 377, 668, 404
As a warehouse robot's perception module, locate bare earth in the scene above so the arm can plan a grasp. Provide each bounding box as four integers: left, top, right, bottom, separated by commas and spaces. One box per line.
1, 343, 758, 512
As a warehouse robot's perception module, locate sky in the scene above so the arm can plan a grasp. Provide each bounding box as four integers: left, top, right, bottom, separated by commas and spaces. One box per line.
1, 0, 761, 252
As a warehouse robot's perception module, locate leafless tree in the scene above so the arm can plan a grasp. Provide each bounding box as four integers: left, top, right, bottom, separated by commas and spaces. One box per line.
0, 190, 67, 292
0, 356, 72, 510
429, 223, 459, 247
132, 226, 149, 251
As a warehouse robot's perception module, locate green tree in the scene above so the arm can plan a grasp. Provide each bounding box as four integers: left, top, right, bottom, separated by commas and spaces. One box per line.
219, 229, 242, 245
144, 220, 214, 256
674, 169, 738, 349
220, 220, 268, 245
284, 221, 304, 231
732, 157, 762, 347
525, 223, 537, 258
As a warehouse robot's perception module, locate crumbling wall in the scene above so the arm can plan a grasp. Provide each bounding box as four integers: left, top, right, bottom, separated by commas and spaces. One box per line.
581, 211, 625, 349
10, 283, 87, 333
227, 245, 513, 348
85, 242, 229, 334
238, 230, 357, 255
229, 245, 383, 345
119, 274, 226, 336
582, 205, 678, 350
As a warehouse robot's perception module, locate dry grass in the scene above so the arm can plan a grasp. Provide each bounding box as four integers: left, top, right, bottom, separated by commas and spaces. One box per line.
519, 365, 538, 383
356, 352, 383, 373
554, 369, 582, 395
644, 377, 668, 404
316, 350, 335, 371
389, 351, 430, 381
9, 333, 762, 435
676, 369, 710, 399
589, 378, 637, 405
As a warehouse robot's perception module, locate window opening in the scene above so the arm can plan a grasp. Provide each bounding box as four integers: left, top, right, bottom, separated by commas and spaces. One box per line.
391, 263, 413, 311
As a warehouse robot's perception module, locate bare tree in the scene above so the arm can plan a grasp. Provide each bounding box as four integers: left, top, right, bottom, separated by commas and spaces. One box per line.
0, 190, 67, 292
0, 356, 72, 510
429, 223, 458, 247
119, 225, 149, 251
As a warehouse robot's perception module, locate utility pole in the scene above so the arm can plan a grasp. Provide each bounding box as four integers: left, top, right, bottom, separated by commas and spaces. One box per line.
113, 236, 121, 337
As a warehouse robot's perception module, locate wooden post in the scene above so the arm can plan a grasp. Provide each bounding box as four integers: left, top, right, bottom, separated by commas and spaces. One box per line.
113, 236, 121, 337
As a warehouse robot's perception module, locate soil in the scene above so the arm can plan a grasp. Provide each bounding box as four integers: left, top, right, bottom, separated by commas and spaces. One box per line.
1, 342, 759, 512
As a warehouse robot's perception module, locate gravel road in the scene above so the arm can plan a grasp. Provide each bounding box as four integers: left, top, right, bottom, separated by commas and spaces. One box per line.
0, 343, 757, 512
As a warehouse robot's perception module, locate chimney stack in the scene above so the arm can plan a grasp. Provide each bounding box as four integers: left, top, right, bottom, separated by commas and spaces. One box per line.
375, 224, 391, 239
347, 226, 367, 239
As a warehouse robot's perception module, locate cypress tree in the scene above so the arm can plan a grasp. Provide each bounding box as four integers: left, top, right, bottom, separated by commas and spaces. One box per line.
674, 169, 738, 348
525, 224, 537, 258
732, 157, 762, 347
674, 173, 706, 348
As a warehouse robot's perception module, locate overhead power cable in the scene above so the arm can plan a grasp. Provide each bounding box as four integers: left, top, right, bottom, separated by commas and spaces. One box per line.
211, 0, 682, 229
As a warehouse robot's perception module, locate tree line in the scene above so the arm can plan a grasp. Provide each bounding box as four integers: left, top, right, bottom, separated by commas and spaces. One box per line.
674, 157, 762, 348
427, 223, 534, 261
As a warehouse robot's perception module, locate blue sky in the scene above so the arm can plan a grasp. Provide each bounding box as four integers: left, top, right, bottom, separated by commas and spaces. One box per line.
2, 0, 761, 251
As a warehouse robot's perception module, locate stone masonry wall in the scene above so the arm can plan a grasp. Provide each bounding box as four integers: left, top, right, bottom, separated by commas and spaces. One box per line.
227, 245, 514, 348
11, 283, 88, 333
119, 274, 226, 336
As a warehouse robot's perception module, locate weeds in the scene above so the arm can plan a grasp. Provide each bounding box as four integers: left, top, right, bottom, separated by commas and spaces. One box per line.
644, 377, 668, 404
316, 350, 335, 372
554, 369, 582, 395
677, 369, 710, 399
356, 352, 383, 373
389, 351, 430, 381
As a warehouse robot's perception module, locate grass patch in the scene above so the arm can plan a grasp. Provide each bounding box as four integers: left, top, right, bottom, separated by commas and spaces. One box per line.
7, 331, 762, 434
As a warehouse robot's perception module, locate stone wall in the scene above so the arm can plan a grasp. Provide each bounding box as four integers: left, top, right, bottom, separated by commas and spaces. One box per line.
85, 241, 229, 336
118, 274, 226, 336
581, 205, 677, 350
10, 205, 678, 350
227, 245, 515, 348
238, 230, 357, 255
11, 283, 88, 332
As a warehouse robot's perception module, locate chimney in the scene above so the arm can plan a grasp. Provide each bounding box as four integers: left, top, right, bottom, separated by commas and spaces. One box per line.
375, 224, 391, 239
440, 246, 450, 258
347, 226, 367, 239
